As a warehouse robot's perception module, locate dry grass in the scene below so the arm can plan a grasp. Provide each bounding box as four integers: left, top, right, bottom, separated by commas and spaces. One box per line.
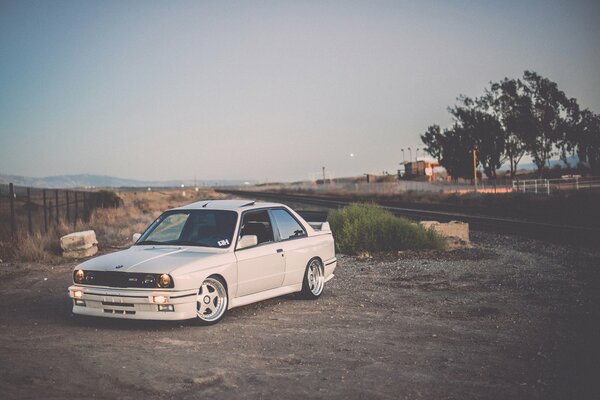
1, 188, 228, 262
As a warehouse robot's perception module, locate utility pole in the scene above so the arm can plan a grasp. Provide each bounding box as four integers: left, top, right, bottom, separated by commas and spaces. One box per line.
322, 166, 326, 184
473, 146, 478, 192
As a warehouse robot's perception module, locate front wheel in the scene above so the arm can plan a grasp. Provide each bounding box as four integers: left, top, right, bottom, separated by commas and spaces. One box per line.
301, 258, 325, 299
196, 276, 228, 325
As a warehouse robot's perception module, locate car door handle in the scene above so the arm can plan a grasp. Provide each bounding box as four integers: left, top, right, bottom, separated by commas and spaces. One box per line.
276, 248, 283, 253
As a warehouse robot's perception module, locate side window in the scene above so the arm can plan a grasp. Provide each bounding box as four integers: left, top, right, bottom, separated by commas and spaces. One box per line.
271, 209, 306, 240
239, 211, 275, 245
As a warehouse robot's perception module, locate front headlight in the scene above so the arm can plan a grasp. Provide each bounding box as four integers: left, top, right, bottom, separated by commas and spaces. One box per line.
74, 269, 85, 283
158, 274, 172, 288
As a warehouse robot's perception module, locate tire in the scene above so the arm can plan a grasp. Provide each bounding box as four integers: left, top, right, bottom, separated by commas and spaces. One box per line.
196, 276, 228, 325
301, 258, 325, 299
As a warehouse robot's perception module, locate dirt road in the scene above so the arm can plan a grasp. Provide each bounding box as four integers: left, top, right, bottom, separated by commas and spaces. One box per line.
0, 232, 598, 399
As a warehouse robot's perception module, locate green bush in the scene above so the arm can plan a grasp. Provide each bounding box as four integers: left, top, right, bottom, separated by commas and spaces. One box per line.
327, 203, 446, 254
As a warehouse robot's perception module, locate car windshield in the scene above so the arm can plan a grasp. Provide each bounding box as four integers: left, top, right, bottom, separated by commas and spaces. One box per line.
136, 210, 238, 248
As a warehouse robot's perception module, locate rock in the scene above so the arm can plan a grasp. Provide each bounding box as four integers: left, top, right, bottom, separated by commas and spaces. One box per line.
420, 221, 470, 248
63, 246, 98, 259
60, 230, 98, 251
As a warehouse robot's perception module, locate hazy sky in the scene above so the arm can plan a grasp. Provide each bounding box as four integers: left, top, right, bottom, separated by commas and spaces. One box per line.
1, 0, 599, 182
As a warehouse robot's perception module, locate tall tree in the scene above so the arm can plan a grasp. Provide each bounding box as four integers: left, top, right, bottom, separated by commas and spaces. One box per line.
563, 106, 600, 175
486, 78, 532, 178
421, 123, 475, 180
449, 96, 505, 180
520, 71, 571, 177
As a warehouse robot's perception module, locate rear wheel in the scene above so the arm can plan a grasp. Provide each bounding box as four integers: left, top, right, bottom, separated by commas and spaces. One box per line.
301, 258, 325, 299
196, 276, 228, 325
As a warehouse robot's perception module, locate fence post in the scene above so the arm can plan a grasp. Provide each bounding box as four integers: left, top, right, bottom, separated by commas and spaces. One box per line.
27, 187, 33, 235
66, 191, 70, 223
43, 189, 48, 233
9, 183, 16, 238
83, 192, 88, 221
546, 179, 550, 195
55, 189, 59, 225
74, 191, 78, 228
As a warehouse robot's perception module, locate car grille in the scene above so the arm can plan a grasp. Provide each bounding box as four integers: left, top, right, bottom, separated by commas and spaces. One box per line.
82, 271, 160, 288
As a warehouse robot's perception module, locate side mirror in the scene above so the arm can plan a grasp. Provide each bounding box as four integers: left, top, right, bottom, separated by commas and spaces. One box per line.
132, 233, 142, 243
236, 235, 258, 250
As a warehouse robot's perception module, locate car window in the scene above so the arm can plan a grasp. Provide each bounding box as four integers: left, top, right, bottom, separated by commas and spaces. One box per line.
239, 210, 275, 245
271, 209, 307, 240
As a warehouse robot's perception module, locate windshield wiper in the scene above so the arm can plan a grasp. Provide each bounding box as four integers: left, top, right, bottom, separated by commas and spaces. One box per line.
171, 240, 214, 247
136, 240, 164, 245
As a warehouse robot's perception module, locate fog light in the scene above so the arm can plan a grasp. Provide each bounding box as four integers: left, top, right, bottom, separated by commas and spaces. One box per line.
73, 290, 84, 299
158, 304, 174, 312
75, 299, 86, 306
153, 295, 168, 304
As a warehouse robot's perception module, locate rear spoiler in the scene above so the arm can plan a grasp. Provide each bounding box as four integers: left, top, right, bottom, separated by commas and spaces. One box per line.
308, 221, 331, 232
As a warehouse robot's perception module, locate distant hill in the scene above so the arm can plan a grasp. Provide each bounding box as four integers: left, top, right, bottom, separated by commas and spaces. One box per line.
0, 174, 252, 189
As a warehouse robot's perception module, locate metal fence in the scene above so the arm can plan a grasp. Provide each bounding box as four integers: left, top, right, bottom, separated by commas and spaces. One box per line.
511, 176, 600, 195
0, 183, 117, 240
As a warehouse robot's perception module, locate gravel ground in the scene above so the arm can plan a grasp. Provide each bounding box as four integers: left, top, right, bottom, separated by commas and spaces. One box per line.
0, 231, 598, 399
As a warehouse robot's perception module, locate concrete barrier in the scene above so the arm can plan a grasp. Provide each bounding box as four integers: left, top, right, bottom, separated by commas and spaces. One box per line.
420, 220, 470, 248
60, 230, 98, 258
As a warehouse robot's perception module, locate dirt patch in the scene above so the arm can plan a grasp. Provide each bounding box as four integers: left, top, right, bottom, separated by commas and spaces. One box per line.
0, 231, 598, 399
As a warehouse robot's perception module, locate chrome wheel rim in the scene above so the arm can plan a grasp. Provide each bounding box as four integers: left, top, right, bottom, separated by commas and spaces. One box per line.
197, 278, 227, 322
307, 260, 324, 296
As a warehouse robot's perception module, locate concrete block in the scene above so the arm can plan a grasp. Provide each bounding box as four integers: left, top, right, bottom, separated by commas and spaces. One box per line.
60, 230, 98, 251
63, 245, 98, 259
420, 220, 469, 242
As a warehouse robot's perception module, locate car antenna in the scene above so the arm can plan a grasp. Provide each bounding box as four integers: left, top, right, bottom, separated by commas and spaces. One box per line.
241, 201, 255, 207
202, 201, 210, 208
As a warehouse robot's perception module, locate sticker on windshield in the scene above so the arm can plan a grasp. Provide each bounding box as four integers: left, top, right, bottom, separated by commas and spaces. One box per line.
217, 239, 230, 247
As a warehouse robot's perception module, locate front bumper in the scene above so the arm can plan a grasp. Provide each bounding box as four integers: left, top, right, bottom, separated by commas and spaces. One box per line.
68, 285, 199, 320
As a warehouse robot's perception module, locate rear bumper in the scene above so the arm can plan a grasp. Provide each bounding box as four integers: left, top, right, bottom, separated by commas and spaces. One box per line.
324, 257, 337, 282
68, 285, 198, 321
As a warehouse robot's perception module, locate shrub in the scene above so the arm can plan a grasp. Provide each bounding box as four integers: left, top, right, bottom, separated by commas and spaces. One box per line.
327, 203, 445, 254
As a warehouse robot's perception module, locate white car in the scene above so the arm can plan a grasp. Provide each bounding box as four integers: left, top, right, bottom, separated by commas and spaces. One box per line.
68, 200, 336, 324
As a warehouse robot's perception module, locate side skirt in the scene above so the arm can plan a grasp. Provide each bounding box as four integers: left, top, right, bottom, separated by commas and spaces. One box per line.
229, 283, 302, 310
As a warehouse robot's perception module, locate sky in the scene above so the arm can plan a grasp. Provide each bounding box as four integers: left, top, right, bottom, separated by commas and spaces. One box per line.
1, 0, 599, 182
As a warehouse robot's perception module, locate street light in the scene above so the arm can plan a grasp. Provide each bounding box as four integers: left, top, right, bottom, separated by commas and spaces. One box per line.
401, 148, 405, 163
407, 147, 412, 163
415, 148, 420, 161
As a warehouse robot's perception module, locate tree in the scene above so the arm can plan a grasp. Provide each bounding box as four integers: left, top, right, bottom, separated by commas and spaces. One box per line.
563, 106, 600, 175
486, 78, 531, 178
421, 123, 475, 180
520, 71, 571, 177
449, 96, 505, 180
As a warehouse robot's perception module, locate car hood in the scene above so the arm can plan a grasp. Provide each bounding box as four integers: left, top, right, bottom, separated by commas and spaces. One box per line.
76, 245, 232, 275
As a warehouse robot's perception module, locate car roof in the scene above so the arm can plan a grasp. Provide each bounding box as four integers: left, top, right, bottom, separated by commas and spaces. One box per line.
174, 199, 283, 212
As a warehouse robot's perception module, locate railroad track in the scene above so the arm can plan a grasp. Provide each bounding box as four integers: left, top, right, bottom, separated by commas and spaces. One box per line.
217, 189, 600, 246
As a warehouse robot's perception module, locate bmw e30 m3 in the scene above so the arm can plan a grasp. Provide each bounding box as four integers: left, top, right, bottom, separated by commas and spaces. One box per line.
68, 200, 336, 324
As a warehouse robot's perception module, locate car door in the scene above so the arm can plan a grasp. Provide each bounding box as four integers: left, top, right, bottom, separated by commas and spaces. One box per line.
269, 208, 311, 287
235, 210, 286, 297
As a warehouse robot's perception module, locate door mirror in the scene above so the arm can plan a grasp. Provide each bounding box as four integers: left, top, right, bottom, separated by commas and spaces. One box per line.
237, 235, 258, 250
132, 233, 142, 243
